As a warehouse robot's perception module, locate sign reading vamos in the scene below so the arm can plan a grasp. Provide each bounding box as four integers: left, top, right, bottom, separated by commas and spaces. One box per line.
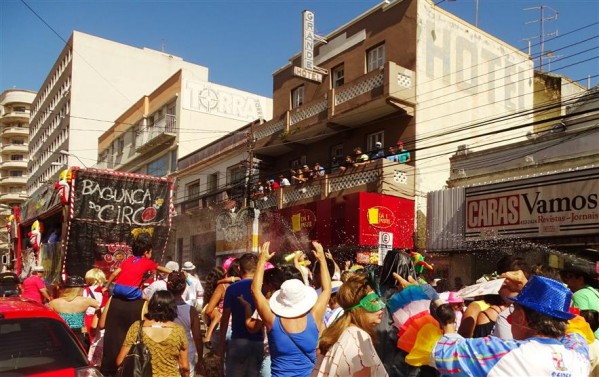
465, 170, 599, 239
64, 169, 173, 277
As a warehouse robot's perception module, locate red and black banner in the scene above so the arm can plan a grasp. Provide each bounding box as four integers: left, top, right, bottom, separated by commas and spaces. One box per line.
64, 169, 173, 278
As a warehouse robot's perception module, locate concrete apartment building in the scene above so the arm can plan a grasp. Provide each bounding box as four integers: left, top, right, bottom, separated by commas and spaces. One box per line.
172, 0, 536, 271
96, 70, 272, 178
0, 89, 36, 260
27, 31, 209, 198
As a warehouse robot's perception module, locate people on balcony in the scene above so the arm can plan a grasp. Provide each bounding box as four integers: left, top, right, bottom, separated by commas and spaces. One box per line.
371, 141, 386, 160
339, 155, 354, 173
353, 147, 369, 166
387, 140, 411, 164
312, 163, 325, 179
279, 175, 291, 187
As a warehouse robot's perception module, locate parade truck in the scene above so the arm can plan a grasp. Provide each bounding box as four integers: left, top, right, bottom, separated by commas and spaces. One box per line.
12, 168, 174, 283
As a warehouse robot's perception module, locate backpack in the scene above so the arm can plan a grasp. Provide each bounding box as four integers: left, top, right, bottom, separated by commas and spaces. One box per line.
117, 320, 152, 377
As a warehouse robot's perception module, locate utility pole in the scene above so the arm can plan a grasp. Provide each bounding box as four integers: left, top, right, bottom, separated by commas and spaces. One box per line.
524, 5, 559, 72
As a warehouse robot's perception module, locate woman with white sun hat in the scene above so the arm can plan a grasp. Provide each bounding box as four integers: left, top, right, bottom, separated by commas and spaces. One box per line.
251, 240, 331, 377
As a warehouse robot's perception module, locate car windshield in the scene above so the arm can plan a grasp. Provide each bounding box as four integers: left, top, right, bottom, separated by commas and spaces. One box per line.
0, 317, 90, 374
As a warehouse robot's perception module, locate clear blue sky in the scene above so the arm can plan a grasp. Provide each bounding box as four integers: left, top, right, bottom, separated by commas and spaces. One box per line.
1, 0, 597, 98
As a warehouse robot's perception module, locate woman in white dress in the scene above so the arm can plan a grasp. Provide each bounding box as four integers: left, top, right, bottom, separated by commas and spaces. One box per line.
313, 273, 388, 377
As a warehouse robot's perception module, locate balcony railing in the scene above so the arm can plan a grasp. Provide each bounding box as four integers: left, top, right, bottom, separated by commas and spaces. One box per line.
253, 61, 415, 150
2, 126, 29, 137
254, 158, 415, 210
135, 114, 177, 153
179, 189, 231, 214
1, 160, 28, 169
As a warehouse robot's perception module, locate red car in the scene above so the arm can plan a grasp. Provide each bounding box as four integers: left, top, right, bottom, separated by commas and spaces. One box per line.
0, 297, 103, 376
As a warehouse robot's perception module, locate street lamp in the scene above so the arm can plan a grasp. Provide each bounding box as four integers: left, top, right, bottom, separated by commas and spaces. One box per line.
59, 150, 88, 168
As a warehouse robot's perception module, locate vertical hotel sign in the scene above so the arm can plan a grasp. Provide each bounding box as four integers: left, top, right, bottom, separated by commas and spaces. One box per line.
294, 10, 326, 83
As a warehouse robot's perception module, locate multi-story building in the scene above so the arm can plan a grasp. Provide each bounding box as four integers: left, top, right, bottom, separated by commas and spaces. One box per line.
427, 84, 598, 283
96, 70, 272, 178
27, 31, 209, 197
173, 0, 536, 273
0, 89, 36, 259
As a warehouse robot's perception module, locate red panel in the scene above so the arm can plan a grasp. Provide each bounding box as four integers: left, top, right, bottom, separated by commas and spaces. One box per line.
259, 192, 414, 254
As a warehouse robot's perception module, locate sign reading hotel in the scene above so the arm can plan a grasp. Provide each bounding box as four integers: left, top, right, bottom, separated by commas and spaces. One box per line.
294, 10, 326, 83
465, 172, 599, 239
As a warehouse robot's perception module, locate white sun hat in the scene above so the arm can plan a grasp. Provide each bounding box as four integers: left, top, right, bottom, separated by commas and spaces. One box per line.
182, 261, 196, 271
269, 279, 318, 318
165, 261, 180, 271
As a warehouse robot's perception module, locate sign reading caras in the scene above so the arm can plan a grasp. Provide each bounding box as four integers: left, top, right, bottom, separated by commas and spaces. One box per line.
465, 171, 599, 239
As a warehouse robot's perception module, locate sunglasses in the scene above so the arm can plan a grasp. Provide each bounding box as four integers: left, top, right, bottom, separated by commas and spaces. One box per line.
347, 292, 386, 313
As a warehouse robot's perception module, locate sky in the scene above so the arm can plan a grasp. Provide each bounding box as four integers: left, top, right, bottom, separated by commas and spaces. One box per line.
1, 0, 598, 98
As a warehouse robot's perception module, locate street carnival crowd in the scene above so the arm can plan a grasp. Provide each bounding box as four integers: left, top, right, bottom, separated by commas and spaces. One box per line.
2, 229, 599, 377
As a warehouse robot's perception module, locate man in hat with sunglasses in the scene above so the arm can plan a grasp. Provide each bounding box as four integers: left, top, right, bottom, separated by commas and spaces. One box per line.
392, 272, 591, 376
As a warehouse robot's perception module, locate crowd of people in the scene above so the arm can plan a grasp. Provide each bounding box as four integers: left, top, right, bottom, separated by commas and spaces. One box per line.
252, 140, 412, 199
3, 232, 598, 377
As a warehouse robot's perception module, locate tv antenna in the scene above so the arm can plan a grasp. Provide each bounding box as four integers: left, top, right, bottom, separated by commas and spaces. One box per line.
523, 5, 559, 72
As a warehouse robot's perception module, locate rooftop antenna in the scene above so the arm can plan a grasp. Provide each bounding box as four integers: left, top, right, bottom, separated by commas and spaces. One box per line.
161, 39, 166, 52
524, 6, 559, 72
544, 50, 563, 72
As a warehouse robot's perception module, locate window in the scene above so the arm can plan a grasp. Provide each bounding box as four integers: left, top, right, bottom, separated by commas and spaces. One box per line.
11, 155, 24, 161
227, 165, 246, 186
147, 154, 169, 177
367, 44, 385, 72
332, 64, 345, 88
12, 139, 24, 145
10, 171, 23, 177
331, 144, 344, 162
366, 131, 384, 152
170, 150, 177, 173
291, 85, 304, 109
207, 173, 218, 193
13, 106, 26, 112
187, 180, 201, 200
117, 137, 124, 155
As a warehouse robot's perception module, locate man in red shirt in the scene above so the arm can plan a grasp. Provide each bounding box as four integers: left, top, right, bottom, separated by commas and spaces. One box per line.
21, 265, 51, 303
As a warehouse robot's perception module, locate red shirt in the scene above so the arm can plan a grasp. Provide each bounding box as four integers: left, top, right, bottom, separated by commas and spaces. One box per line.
22, 275, 46, 303
115, 257, 158, 288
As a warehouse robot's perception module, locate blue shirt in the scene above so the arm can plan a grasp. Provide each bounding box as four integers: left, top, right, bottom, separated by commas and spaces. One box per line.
223, 279, 263, 342
268, 313, 318, 377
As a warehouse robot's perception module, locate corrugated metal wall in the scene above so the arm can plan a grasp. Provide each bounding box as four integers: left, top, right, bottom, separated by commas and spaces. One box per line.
427, 187, 466, 251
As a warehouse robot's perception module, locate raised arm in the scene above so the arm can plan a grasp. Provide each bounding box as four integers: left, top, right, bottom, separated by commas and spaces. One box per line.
311, 241, 331, 329
251, 241, 276, 330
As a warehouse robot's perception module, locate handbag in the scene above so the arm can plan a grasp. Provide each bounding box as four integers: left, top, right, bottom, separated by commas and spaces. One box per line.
116, 320, 152, 377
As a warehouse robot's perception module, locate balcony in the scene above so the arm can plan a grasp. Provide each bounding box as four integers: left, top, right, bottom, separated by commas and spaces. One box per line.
253, 158, 415, 210
179, 190, 232, 215
2, 126, 29, 138
135, 114, 177, 154
1, 144, 28, 154
0, 176, 27, 186
1, 110, 30, 121
1, 160, 28, 169
0, 192, 26, 204
254, 61, 415, 152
